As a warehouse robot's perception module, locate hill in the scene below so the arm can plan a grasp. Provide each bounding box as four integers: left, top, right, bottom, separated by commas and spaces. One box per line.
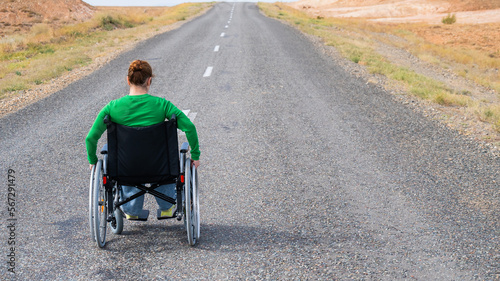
0, 0, 95, 35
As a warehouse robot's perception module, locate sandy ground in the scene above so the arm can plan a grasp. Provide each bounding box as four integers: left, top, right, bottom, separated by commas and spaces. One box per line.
290, 0, 500, 24
370, 8, 500, 24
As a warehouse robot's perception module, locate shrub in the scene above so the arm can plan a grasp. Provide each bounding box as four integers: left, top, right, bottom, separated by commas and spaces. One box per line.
442, 14, 456, 24
98, 14, 136, 30
100, 15, 120, 30
350, 54, 361, 63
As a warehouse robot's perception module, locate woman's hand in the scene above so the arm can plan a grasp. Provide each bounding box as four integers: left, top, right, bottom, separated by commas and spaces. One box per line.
90, 164, 95, 171
192, 160, 200, 169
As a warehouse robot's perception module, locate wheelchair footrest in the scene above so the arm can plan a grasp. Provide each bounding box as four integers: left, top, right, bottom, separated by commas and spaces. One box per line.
127, 210, 149, 221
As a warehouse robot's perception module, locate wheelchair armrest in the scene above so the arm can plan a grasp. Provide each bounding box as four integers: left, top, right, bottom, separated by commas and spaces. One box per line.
100, 144, 108, 154
180, 142, 189, 153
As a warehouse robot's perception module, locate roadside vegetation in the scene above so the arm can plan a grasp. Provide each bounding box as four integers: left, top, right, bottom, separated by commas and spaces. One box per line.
0, 3, 212, 100
258, 3, 500, 134
442, 13, 457, 24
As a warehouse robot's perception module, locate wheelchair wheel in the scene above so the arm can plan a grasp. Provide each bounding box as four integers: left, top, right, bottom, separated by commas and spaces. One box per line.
89, 165, 96, 242
93, 160, 107, 247
109, 186, 123, 234
192, 165, 200, 240
184, 160, 199, 246
110, 208, 123, 234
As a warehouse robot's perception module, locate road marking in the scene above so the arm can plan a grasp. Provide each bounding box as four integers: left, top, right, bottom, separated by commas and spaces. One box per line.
203, 66, 213, 77
181, 110, 197, 122
214, 45, 220, 52
179, 110, 197, 136
228, 20, 231, 24
188, 112, 197, 122
220, 32, 225, 37
225, 25, 228, 28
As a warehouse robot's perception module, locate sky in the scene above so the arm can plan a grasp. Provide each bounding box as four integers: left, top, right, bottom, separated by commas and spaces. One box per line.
82, 0, 290, 7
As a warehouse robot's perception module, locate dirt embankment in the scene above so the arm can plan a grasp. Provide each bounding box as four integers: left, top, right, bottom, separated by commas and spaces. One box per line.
289, 0, 500, 59
290, 0, 500, 24
0, 0, 95, 36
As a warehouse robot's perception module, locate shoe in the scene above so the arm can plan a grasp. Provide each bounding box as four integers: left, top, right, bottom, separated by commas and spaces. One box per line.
119, 206, 139, 220
125, 213, 139, 220
159, 205, 177, 218
121, 208, 149, 221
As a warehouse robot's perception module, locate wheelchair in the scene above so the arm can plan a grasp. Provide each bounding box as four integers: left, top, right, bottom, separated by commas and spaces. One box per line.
88, 115, 199, 248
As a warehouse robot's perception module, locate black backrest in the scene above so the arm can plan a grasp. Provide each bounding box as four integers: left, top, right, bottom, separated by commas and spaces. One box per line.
106, 118, 179, 185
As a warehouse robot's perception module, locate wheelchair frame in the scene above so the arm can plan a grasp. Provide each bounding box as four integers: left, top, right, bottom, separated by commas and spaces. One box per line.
89, 116, 199, 248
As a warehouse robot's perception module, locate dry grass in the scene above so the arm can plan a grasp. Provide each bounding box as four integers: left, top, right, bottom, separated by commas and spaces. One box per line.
0, 3, 212, 99
382, 23, 500, 93
477, 104, 500, 131
258, 2, 500, 134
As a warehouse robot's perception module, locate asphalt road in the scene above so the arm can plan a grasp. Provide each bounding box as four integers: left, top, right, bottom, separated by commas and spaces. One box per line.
1, 2, 498, 280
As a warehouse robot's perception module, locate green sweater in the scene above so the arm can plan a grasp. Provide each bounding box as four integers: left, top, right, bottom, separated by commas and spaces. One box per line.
85, 94, 200, 164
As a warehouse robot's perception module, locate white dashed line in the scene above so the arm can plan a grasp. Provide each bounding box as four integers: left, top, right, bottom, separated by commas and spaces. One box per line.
201, 7, 234, 80
203, 67, 213, 77
179, 110, 197, 136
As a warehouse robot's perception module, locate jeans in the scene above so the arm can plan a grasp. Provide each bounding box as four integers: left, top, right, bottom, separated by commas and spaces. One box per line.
120, 183, 176, 216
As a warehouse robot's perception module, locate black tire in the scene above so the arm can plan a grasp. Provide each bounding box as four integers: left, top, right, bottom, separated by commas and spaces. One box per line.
192, 165, 200, 241
93, 160, 107, 248
184, 159, 195, 246
109, 185, 123, 235
110, 208, 123, 234
89, 165, 96, 242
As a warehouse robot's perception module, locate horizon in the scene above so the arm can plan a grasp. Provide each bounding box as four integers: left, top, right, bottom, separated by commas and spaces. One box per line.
82, 0, 294, 7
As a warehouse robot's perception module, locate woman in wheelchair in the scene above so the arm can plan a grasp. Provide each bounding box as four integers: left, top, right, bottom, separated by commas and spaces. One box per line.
85, 60, 200, 222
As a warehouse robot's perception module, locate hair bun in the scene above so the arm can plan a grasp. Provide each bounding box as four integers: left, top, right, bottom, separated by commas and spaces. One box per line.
132, 60, 143, 72
128, 60, 154, 86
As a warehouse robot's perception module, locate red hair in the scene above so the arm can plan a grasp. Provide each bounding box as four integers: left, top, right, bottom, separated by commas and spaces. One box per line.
128, 60, 154, 86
